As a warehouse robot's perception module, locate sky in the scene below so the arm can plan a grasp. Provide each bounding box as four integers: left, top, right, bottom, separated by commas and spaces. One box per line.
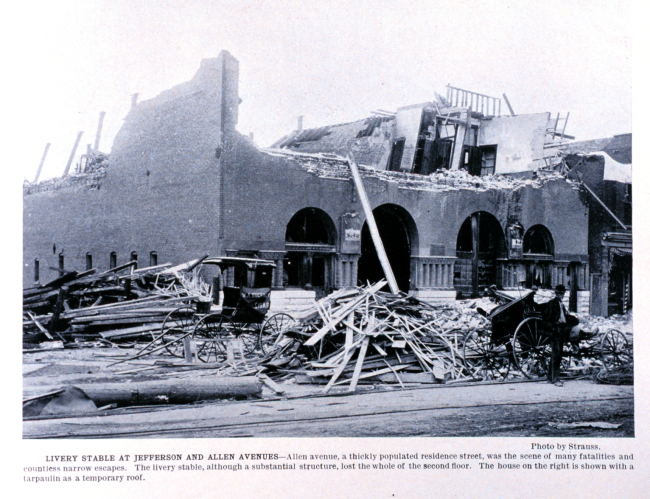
9, 0, 633, 182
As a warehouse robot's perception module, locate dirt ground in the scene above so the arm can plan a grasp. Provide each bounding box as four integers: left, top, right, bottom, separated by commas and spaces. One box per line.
23, 345, 633, 439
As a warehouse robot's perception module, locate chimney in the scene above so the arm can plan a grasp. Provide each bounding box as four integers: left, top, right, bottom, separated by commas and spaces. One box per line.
296, 115, 304, 131
131, 93, 139, 108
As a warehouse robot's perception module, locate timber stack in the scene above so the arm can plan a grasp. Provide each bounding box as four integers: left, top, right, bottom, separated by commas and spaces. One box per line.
22, 257, 211, 348
258, 280, 492, 391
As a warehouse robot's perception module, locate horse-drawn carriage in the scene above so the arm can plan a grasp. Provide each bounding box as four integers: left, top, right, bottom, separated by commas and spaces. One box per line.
463, 289, 631, 381
159, 257, 294, 362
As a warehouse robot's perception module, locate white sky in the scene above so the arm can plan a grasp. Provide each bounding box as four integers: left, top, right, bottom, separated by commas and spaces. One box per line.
10, 0, 633, 181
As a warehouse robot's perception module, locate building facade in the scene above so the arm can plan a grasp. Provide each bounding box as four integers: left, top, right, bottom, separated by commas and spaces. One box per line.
23, 51, 592, 312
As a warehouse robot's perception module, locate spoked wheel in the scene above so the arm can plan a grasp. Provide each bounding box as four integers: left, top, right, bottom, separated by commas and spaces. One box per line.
462, 329, 510, 380
160, 307, 198, 358
259, 313, 295, 355
511, 317, 552, 379
601, 329, 630, 370
193, 313, 233, 363
237, 324, 261, 355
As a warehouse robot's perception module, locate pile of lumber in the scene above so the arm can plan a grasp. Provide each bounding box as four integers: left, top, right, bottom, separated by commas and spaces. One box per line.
23, 257, 212, 346
259, 281, 491, 392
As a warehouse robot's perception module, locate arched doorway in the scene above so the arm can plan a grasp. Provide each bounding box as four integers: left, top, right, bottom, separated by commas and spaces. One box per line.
455, 211, 505, 297
357, 204, 417, 291
523, 224, 554, 288
284, 208, 337, 296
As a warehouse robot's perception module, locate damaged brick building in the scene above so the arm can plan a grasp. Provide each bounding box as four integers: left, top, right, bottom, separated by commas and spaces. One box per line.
24, 50, 605, 314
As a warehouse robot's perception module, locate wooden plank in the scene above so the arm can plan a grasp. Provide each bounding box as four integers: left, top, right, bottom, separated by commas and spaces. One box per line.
348, 159, 399, 293
322, 345, 358, 394
304, 280, 386, 347
258, 374, 286, 395
349, 336, 370, 392
25, 312, 54, 340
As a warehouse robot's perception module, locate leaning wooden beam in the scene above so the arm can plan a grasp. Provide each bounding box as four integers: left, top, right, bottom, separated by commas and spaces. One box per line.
62, 131, 83, 177
349, 336, 370, 392
573, 171, 628, 230
502, 93, 515, 116
348, 159, 399, 294
322, 345, 359, 394
34, 143, 51, 183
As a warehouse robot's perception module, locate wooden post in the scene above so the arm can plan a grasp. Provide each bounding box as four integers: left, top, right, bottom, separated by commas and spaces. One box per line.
94, 111, 106, 151
502, 93, 515, 116
348, 160, 399, 294
62, 131, 83, 177
449, 115, 468, 170
34, 143, 50, 183
471, 213, 479, 296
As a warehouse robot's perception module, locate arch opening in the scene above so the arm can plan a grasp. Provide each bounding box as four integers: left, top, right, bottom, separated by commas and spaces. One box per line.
284, 208, 337, 296
455, 211, 505, 297
523, 225, 554, 255
357, 204, 418, 292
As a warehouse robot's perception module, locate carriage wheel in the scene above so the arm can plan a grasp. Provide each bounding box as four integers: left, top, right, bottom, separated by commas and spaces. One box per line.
237, 324, 261, 355
259, 313, 296, 355
462, 329, 510, 380
511, 317, 552, 379
193, 313, 233, 363
601, 329, 630, 370
160, 307, 198, 358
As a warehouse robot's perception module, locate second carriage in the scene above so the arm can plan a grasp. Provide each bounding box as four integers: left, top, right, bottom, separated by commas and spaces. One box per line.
462, 289, 631, 381
159, 257, 295, 362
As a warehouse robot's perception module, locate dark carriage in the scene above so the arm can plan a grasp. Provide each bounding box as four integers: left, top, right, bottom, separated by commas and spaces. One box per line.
160, 257, 294, 362
462, 288, 629, 381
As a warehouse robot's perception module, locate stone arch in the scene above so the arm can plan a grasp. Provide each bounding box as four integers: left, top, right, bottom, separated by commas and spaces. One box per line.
455, 211, 505, 297
284, 207, 337, 295
285, 207, 337, 245
358, 204, 419, 291
523, 224, 554, 255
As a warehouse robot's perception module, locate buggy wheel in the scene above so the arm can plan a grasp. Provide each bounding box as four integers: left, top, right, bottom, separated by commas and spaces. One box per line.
462, 329, 510, 381
511, 317, 551, 379
601, 329, 630, 370
194, 313, 232, 363
160, 307, 197, 358
237, 324, 260, 355
260, 313, 295, 355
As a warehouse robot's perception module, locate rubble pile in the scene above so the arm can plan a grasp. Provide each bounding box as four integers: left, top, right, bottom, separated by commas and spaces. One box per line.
23, 258, 211, 348
264, 148, 568, 193
258, 281, 493, 391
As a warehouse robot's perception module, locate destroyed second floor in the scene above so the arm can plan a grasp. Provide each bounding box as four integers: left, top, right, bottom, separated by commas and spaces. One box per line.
271, 86, 573, 178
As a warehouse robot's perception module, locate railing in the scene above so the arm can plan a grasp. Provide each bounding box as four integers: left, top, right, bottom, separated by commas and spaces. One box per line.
414, 257, 456, 289
446, 85, 501, 116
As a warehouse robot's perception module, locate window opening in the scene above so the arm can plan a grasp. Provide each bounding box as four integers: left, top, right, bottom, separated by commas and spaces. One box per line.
34, 259, 39, 282
387, 138, 406, 171
131, 252, 138, 270
86, 253, 92, 271
150, 251, 158, 267
523, 225, 554, 255
479, 146, 497, 176
109, 252, 117, 269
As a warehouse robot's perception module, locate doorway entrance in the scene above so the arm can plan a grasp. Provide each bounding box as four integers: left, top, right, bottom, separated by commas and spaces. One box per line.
357, 204, 417, 291
455, 211, 506, 297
